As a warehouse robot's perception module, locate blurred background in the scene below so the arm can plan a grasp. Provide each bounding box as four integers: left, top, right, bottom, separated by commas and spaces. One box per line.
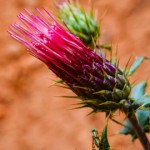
0, 0, 150, 149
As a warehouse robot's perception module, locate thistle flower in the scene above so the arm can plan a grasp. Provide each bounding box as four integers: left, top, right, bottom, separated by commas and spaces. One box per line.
58, 1, 99, 48
8, 9, 130, 112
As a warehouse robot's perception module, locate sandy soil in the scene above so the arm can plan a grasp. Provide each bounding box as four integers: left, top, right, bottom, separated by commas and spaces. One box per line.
0, 0, 150, 149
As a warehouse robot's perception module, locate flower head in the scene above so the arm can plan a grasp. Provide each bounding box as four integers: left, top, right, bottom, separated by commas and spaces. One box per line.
58, 1, 99, 48
8, 9, 131, 112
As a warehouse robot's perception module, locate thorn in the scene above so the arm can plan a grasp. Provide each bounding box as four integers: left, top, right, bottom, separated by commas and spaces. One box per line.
124, 56, 132, 76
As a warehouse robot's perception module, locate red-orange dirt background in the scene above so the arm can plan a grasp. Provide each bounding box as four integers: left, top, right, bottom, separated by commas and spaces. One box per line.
0, 0, 150, 149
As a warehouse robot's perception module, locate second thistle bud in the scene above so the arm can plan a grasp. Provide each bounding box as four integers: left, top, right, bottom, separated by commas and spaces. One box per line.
58, 2, 99, 48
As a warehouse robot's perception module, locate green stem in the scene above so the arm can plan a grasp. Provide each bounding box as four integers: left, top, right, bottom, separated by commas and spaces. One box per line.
123, 100, 150, 150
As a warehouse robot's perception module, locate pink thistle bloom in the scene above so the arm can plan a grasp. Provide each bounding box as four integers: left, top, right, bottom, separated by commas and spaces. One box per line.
8, 9, 130, 111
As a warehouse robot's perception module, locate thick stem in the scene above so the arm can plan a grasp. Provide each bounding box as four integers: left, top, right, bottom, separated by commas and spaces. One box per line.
128, 113, 150, 150
123, 101, 150, 150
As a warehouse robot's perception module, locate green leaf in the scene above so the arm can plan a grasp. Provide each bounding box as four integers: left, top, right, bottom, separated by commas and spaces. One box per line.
118, 119, 133, 135
127, 57, 144, 76
100, 123, 110, 150
131, 81, 150, 109
136, 109, 150, 127
131, 81, 147, 100
118, 118, 136, 141
132, 95, 150, 108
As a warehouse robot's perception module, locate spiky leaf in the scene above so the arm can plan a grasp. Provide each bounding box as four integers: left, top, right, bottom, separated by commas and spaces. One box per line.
131, 81, 150, 109
127, 57, 144, 76
136, 110, 150, 127
132, 95, 150, 108
119, 81, 150, 140
118, 119, 134, 138
131, 81, 147, 100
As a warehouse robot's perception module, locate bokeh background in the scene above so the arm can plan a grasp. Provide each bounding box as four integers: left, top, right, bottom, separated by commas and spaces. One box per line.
0, 0, 150, 149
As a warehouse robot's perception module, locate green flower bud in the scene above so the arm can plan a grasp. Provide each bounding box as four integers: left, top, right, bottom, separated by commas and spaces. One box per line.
58, 2, 100, 48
